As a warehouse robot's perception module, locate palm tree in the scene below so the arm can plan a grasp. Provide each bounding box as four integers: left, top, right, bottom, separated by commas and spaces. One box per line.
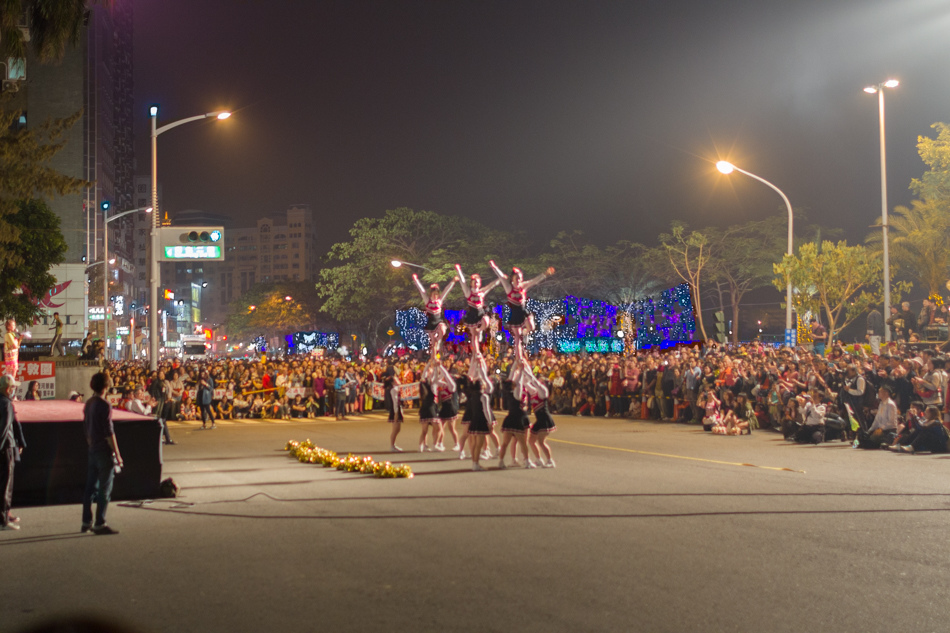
866, 198, 950, 297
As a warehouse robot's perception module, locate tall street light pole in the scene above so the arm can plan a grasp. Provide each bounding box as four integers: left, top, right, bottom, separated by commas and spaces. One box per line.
148, 105, 231, 370
716, 161, 794, 335
864, 79, 899, 342
101, 203, 152, 360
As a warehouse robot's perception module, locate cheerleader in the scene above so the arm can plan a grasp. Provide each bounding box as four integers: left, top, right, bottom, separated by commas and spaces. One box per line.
459, 352, 498, 461
412, 274, 455, 357
417, 379, 440, 452
384, 366, 404, 452
526, 376, 556, 468
488, 260, 554, 335
467, 378, 495, 471
435, 362, 460, 451
454, 263, 502, 345
498, 377, 534, 469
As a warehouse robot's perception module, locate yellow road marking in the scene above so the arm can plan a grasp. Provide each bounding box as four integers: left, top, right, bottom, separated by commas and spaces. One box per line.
549, 438, 804, 474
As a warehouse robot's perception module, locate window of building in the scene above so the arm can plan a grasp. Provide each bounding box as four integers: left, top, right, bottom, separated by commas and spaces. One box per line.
137, 184, 146, 193
260, 224, 270, 233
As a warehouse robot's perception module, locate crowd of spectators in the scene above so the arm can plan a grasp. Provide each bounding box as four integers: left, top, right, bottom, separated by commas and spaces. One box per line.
95, 327, 950, 454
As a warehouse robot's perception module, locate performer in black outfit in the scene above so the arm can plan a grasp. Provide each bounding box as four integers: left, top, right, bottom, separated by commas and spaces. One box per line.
526, 376, 557, 468
384, 366, 403, 452
455, 264, 502, 345
498, 377, 533, 469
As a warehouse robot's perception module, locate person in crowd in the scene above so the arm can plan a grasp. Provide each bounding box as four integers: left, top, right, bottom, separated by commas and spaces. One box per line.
891, 405, 948, 454
4, 319, 21, 381
24, 380, 41, 401
81, 372, 122, 535
1, 374, 25, 531
49, 312, 65, 357
857, 386, 899, 449
197, 370, 216, 430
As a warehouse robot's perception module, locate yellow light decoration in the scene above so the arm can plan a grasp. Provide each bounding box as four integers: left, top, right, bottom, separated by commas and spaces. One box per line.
284, 441, 413, 478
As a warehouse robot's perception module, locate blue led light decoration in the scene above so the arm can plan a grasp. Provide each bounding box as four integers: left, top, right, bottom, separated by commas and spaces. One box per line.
394, 283, 695, 355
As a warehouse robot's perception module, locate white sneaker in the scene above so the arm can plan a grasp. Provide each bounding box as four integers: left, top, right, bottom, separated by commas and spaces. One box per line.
525, 460, 537, 469
391, 445, 403, 452
472, 463, 485, 472
543, 459, 556, 468
435, 443, 445, 452
419, 444, 427, 453
452, 443, 460, 452
459, 451, 468, 460
511, 459, 521, 467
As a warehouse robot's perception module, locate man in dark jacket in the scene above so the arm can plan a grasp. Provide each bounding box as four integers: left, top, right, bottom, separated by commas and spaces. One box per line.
1, 374, 26, 530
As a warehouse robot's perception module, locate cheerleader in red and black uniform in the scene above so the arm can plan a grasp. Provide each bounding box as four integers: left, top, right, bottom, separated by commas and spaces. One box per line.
498, 376, 534, 469
525, 375, 557, 468
384, 366, 404, 452
466, 377, 495, 472
417, 378, 440, 452
489, 260, 554, 369
454, 263, 502, 346
412, 274, 455, 357
435, 362, 459, 451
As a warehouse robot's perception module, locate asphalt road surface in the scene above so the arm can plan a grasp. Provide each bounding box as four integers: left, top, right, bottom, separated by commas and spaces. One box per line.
2, 411, 949, 633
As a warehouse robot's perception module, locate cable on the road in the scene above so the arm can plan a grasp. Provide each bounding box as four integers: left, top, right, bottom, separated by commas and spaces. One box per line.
548, 438, 805, 474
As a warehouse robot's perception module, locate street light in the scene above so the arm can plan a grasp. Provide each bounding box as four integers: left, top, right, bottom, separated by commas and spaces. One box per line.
149, 104, 231, 370
101, 202, 152, 360
864, 78, 899, 342
390, 259, 432, 273
716, 160, 795, 335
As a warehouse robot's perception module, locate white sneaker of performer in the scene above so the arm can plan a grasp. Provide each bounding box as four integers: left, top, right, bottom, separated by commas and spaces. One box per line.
543, 459, 556, 468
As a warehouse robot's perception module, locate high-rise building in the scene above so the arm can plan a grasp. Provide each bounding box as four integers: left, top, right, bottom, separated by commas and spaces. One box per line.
6, 2, 135, 344
201, 205, 320, 324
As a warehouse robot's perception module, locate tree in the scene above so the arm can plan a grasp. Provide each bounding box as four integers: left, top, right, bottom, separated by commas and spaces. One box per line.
708, 218, 786, 343
316, 208, 516, 348
866, 198, 950, 297
0, 198, 67, 323
773, 241, 881, 342
658, 222, 711, 341
1, 0, 90, 62
225, 282, 319, 342
910, 122, 950, 202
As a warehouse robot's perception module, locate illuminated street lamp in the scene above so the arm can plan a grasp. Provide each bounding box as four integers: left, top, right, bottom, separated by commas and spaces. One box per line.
149, 105, 231, 370
716, 160, 794, 334
864, 78, 899, 342
390, 259, 433, 273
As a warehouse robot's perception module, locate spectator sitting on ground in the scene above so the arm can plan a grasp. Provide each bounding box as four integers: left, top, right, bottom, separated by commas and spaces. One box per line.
891, 405, 949, 454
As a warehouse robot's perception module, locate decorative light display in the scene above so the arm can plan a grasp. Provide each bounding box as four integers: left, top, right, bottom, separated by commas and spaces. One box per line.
796, 313, 813, 344
285, 440, 413, 478
394, 282, 696, 354
253, 335, 267, 353
929, 292, 944, 308
286, 331, 341, 354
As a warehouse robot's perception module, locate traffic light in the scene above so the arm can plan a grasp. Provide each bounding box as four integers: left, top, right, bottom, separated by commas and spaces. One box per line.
164, 289, 174, 300
204, 328, 213, 340
715, 311, 726, 344
101, 200, 111, 212
158, 226, 225, 261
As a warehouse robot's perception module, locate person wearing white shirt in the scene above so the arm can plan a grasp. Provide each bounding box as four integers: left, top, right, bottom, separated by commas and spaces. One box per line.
127, 389, 152, 417
794, 391, 826, 444
857, 387, 898, 449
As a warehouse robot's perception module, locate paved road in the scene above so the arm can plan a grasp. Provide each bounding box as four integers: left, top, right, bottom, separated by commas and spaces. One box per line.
2, 412, 948, 633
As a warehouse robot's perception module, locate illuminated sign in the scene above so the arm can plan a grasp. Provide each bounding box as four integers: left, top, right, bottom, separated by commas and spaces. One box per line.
163, 245, 222, 259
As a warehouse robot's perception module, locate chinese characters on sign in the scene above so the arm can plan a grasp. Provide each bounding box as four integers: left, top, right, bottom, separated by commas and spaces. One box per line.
163, 245, 222, 260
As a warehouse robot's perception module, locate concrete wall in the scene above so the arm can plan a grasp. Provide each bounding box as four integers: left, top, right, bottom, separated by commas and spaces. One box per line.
53, 361, 101, 400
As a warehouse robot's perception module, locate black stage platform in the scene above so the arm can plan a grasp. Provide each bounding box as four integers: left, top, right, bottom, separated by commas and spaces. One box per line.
11, 400, 164, 506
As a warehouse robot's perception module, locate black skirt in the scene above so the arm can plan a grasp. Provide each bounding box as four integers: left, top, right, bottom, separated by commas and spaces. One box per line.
507, 302, 528, 326
501, 406, 530, 434
464, 306, 486, 325
424, 311, 442, 331
418, 382, 440, 422
530, 403, 556, 434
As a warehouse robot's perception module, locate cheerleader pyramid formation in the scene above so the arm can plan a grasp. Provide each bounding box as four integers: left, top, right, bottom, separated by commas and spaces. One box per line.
385, 261, 557, 471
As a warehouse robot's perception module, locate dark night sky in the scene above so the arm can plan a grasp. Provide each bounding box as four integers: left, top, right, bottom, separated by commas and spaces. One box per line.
132, 0, 950, 255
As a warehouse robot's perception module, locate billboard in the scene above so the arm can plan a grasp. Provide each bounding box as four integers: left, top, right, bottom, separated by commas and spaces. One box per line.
30, 263, 88, 342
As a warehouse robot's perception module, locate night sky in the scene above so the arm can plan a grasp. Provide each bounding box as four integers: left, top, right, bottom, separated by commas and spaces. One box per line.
132, 0, 950, 255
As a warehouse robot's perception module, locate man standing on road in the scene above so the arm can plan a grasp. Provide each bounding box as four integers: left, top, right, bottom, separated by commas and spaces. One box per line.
82, 372, 123, 535
0, 374, 25, 531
